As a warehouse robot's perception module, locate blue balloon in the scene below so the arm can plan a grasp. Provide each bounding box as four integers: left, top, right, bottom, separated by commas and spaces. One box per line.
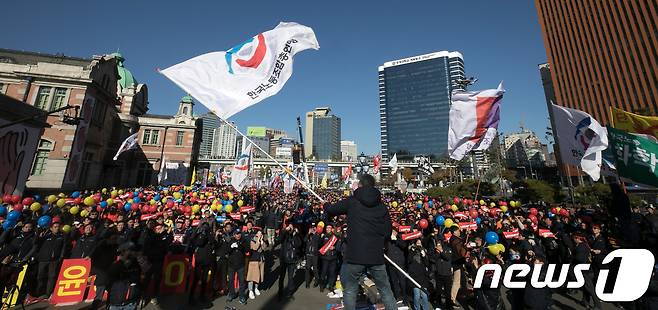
548, 212, 555, 218
179, 189, 185, 194
154, 195, 161, 202
71, 191, 80, 198
42, 205, 49, 214
37, 215, 52, 228
485, 231, 499, 245
7, 210, 20, 221
2, 220, 16, 230
100, 201, 108, 209
436, 215, 445, 226
428, 201, 434, 207
216, 216, 226, 223
134, 197, 142, 204
475, 217, 482, 225
124, 203, 132, 212
222, 200, 228, 206
33, 195, 41, 202
0, 206, 7, 216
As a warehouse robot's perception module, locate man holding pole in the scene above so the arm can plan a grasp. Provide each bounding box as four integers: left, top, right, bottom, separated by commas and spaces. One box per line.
324, 174, 397, 310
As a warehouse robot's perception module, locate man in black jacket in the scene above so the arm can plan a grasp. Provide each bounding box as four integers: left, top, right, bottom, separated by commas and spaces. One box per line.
0, 222, 35, 296
139, 223, 171, 305
188, 223, 215, 305
106, 242, 141, 310
305, 225, 320, 288
386, 229, 407, 304
278, 223, 301, 300
214, 223, 232, 295
227, 229, 247, 304
429, 240, 453, 309
324, 174, 396, 310
35, 221, 66, 298
319, 224, 341, 293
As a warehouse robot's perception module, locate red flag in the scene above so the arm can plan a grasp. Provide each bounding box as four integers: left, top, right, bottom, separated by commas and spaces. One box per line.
343, 164, 353, 182
373, 155, 381, 174
319, 235, 338, 255
401, 230, 423, 241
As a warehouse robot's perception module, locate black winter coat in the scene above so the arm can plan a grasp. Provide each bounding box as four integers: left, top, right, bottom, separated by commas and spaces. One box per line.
36, 231, 66, 262
386, 238, 406, 266
71, 234, 98, 258
279, 229, 301, 264
227, 238, 247, 269
325, 186, 392, 265
305, 233, 320, 256
107, 257, 141, 306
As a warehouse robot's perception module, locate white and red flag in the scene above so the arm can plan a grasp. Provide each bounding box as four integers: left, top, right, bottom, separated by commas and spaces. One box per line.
160, 22, 319, 119
343, 164, 353, 183
448, 82, 505, 160
373, 155, 381, 173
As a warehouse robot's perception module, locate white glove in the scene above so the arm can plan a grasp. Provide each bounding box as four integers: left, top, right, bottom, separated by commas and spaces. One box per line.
231, 242, 238, 249
391, 233, 397, 240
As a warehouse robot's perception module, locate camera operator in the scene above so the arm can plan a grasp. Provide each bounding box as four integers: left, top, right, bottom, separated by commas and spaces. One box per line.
106, 242, 141, 310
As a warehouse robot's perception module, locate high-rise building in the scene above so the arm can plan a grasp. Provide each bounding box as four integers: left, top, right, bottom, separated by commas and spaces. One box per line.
211, 121, 237, 159
305, 107, 341, 160
379, 51, 465, 162
535, 0, 658, 124
341, 140, 358, 162
504, 129, 548, 169
200, 112, 221, 159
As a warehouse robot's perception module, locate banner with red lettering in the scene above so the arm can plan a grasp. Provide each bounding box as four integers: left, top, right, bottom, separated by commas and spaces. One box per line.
503, 229, 519, 239
160, 254, 192, 294
401, 230, 423, 241
397, 225, 411, 233
319, 235, 338, 255
538, 229, 556, 238
51, 258, 91, 305
240, 206, 256, 213
230, 213, 241, 221
458, 221, 478, 230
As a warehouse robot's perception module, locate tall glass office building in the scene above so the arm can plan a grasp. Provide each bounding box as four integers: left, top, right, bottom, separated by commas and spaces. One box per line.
379, 51, 465, 162
200, 112, 221, 158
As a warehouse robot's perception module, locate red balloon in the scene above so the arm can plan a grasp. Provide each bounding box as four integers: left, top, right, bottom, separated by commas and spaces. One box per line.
166, 201, 174, 208
550, 207, 558, 215
93, 194, 101, 203
190, 197, 198, 204
141, 205, 149, 213
419, 219, 429, 229
315, 226, 323, 234
469, 209, 479, 218
528, 214, 538, 223
2, 194, 12, 204
96, 206, 103, 212
128, 192, 134, 199
138, 193, 144, 199
500, 201, 507, 206
453, 197, 460, 204
74, 198, 82, 205
184, 205, 192, 214
529, 208, 538, 216
131, 203, 139, 211
489, 208, 499, 217
13, 204, 24, 212
11, 195, 21, 204
148, 205, 157, 213
22, 197, 33, 206
559, 209, 570, 217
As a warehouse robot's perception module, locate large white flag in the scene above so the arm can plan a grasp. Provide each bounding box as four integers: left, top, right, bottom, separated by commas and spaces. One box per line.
388, 153, 399, 174
448, 82, 505, 160
551, 104, 609, 181
231, 143, 253, 191
113, 133, 139, 160
160, 22, 319, 119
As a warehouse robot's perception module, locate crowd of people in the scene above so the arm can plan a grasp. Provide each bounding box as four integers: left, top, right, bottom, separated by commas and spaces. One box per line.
0, 177, 656, 310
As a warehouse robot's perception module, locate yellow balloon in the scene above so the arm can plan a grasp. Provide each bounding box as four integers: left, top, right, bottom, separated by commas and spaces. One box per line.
58, 193, 65, 198
237, 200, 244, 207
61, 225, 71, 233
110, 190, 118, 198
84, 197, 95, 206
192, 204, 200, 213
210, 204, 218, 212
556, 207, 561, 213
107, 198, 114, 206
488, 244, 501, 256
161, 198, 167, 203
496, 243, 506, 253
102, 188, 108, 194
318, 221, 325, 227
500, 205, 508, 213
391, 201, 398, 208
163, 190, 169, 195
47, 195, 57, 204
30, 202, 41, 212
479, 200, 486, 205
192, 192, 198, 198
490, 202, 496, 207
444, 218, 454, 228
149, 199, 156, 205
200, 194, 206, 200
227, 192, 234, 200
173, 192, 182, 200
451, 204, 458, 212
80, 210, 89, 217
56, 199, 66, 208
118, 190, 124, 195
225, 204, 233, 213
70, 206, 79, 215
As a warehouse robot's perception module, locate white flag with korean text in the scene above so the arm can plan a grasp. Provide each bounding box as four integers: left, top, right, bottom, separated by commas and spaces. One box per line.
160, 22, 319, 119
231, 143, 253, 192
551, 104, 608, 181
388, 153, 399, 174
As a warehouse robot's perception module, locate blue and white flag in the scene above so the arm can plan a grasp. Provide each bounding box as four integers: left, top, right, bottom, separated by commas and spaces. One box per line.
113, 133, 139, 160
231, 143, 253, 191
161, 22, 319, 119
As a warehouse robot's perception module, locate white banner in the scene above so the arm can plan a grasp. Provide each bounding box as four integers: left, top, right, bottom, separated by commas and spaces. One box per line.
161, 22, 319, 119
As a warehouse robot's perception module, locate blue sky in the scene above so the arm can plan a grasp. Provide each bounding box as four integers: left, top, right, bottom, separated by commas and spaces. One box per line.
2, 0, 551, 154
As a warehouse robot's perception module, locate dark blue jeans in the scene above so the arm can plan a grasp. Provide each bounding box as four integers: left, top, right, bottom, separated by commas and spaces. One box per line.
340, 263, 397, 310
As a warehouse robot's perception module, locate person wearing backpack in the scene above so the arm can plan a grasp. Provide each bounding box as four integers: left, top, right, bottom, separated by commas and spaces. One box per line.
106, 242, 141, 310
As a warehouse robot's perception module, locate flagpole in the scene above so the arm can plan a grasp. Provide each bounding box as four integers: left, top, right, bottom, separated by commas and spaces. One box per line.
609, 106, 628, 194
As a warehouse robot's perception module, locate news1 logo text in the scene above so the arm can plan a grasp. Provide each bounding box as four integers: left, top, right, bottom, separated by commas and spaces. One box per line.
474, 249, 655, 302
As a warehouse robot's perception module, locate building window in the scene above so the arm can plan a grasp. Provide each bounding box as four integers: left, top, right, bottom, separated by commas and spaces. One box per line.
183, 107, 188, 115
34, 86, 68, 111
136, 162, 153, 186
35, 86, 52, 110
176, 131, 184, 146
150, 130, 160, 145
31, 140, 53, 176
142, 129, 151, 144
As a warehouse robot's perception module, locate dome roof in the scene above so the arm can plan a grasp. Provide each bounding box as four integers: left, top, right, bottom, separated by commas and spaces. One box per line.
111, 52, 137, 90
181, 95, 194, 103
